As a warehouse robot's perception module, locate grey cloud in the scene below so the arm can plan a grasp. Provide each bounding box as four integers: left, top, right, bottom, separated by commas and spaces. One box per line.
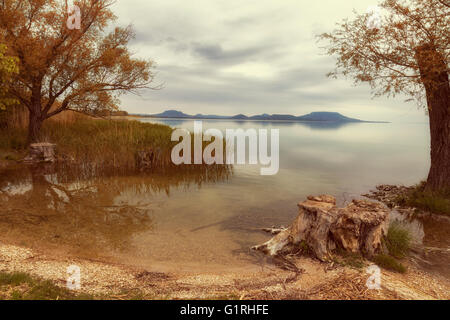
112, 0, 426, 122
132, 32, 189, 52
191, 42, 273, 65
145, 63, 377, 111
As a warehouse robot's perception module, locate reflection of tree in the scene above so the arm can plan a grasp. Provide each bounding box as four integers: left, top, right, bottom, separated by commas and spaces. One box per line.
0, 163, 232, 256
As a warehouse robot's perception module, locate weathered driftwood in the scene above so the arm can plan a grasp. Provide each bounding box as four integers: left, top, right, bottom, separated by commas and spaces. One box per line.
23, 143, 56, 163
253, 195, 389, 261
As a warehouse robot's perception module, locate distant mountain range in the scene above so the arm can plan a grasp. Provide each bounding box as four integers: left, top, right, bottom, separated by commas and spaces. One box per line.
131, 110, 386, 123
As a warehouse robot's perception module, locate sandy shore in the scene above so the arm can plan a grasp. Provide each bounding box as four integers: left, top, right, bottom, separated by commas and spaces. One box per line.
1, 241, 449, 300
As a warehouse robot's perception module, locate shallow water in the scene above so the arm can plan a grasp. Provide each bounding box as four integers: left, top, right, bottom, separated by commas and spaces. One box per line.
0, 119, 448, 277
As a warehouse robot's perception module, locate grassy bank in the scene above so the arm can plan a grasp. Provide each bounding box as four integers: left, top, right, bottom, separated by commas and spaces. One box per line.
0, 271, 150, 300
0, 271, 94, 300
394, 182, 450, 216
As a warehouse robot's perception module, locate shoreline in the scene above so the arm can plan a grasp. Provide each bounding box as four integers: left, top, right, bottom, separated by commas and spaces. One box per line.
1, 185, 449, 300
0, 142, 448, 299
1, 239, 449, 300
122, 115, 391, 124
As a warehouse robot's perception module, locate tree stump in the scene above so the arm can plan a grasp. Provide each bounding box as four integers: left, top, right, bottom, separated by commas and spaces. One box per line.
253, 195, 389, 261
23, 143, 56, 163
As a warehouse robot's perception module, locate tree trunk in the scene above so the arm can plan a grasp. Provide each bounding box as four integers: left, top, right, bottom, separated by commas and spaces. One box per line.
415, 44, 450, 192
28, 110, 43, 143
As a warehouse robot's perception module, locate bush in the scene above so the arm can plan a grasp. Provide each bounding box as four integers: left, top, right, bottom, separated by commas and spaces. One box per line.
385, 222, 411, 258
370, 222, 411, 274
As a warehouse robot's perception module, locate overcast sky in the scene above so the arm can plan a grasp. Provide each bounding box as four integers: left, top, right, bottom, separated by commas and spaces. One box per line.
112, 0, 427, 122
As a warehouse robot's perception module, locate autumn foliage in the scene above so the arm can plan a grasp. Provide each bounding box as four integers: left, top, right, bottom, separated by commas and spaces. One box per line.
0, 0, 156, 142
0, 43, 18, 110
320, 0, 449, 191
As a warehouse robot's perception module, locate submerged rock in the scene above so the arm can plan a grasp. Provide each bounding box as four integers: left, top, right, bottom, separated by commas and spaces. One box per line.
253, 195, 389, 261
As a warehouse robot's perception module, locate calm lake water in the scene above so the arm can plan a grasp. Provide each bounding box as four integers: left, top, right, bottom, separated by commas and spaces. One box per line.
2, 119, 448, 276
141, 119, 431, 198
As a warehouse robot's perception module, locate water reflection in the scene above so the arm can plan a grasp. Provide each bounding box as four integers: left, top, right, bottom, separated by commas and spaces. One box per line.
0, 164, 232, 258
389, 209, 450, 278
1, 120, 448, 276
142, 118, 360, 131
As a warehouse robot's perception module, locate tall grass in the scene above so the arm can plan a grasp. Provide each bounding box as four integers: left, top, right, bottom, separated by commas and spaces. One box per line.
0, 117, 230, 176
0, 107, 89, 150
370, 222, 411, 274
0, 105, 82, 130
0, 105, 29, 129
385, 222, 412, 258
41, 118, 176, 170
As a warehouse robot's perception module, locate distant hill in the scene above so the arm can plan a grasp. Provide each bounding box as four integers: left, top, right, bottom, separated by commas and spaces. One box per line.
152, 110, 191, 118
297, 112, 362, 122
139, 110, 386, 123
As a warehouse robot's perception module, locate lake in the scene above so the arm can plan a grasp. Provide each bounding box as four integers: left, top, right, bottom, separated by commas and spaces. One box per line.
141, 118, 431, 197
3, 119, 448, 276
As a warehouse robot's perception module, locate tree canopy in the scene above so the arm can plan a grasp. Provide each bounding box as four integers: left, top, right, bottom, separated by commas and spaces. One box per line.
0, 0, 157, 141
320, 0, 450, 191
320, 0, 449, 107
0, 43, 18, 110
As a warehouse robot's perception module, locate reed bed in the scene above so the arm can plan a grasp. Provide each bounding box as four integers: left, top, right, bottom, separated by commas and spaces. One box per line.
0, 116, 231, 177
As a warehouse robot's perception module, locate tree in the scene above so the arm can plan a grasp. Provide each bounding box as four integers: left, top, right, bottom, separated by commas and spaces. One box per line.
320, 0, 449, 192
0, 43, 18, 110
0, 0, 156, 142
